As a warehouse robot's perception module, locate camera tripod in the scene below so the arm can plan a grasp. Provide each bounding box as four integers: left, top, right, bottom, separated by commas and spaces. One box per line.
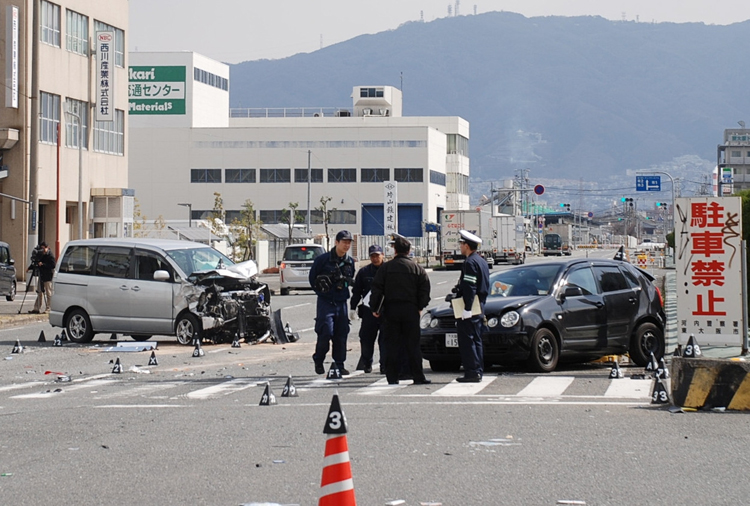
18, 269, 39, 314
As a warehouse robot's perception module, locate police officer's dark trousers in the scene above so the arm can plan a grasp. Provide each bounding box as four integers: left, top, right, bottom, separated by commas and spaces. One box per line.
313, 298, 349, 367
383, 302, 426, 384
356, 310, 381, 370
457, 314, 484, 378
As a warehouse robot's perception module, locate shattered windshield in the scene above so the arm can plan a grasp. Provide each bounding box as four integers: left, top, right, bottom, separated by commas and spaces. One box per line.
489, 264, 564, 297
166, 247, 234, 277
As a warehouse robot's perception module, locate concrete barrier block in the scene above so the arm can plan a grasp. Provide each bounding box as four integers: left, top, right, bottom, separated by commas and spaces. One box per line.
671, 357, 750, 411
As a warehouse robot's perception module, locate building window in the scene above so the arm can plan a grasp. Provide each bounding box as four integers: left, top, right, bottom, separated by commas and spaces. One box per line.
359, 87, 384, 98
328, 168, 356, 183
295, 168, 323, 182
64, 98, 88, 149
259, 210, 284, 223
190, 169, 221, 183
194, 67, 229, 91
429, 170, 446, 186
93, 21, 124, 67
225, 210, 243, 223
41, 1, 61, 47
447, 134, 469, 156
361, 168, 389, 182
732, 150, 741, 158
66, 10, 88, 56
330, 210, 357, 224
394, 168, 423, 183
309, 210, 324, 224
259, 168, 291, 183
93, 109, 124, 155
447, 173, 469, 195
225, 168, 256, 183
40, 92, 60, 144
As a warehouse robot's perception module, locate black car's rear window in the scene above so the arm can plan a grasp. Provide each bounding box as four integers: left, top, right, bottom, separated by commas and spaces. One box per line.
284, 246, 324, 261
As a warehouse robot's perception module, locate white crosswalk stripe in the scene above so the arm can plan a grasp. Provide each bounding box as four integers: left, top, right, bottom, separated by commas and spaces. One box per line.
516, 376, 575, 397
431, 376, 495, 396
603, 378, 653, 398
185, 378, 262, 399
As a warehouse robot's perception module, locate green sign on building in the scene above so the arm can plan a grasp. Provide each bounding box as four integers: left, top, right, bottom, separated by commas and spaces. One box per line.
128, 66, 186, 115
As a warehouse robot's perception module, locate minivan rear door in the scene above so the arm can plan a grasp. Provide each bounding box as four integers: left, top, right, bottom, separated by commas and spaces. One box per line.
88, 246, 134, 333
129, 249, 175, 335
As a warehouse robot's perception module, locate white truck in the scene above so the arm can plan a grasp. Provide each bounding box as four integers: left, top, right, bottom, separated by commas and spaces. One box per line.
542, 223, 573, 256
491, 215, 526, 264
440, 209, 495, 269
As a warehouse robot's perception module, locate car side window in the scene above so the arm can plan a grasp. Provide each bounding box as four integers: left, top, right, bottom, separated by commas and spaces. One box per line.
0, 247, 8, 264
593, 265, 629, 293
135, 250, 173, 281
95, 247, 132, 279
565, 267, 598, 295
59, 245, 95, 274
619, 265, 642, 289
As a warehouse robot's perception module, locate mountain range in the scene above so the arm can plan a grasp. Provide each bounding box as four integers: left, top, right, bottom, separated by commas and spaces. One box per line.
229, 12, 748, 205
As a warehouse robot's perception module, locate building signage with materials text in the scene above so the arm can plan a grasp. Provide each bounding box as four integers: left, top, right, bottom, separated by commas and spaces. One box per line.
128, 66, 186, 115
675, 196, 744, 346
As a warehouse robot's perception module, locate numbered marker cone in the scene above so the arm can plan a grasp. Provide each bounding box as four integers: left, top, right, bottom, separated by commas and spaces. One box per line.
673, 347, 681, 357
609, 361, 624, 379
326, 363, 342, 380
259, 382, 277, 406
613, 245, 625, 261
231, 337, 241, 348
148, 351, 158, 366
11, 340, 22, 354
112, 358, 122, 374
53, 335, 62, 347
37, 330, 46, 343
110, 333, 118, 340
657, 357, 670, 380
651, 378, 670, 405
683, 335, 703, 358
645, 352, 659, 376
281, 376, 298, 397
320, 394, 355, 506
60, 329, 68, 342
192, 340, 204, 358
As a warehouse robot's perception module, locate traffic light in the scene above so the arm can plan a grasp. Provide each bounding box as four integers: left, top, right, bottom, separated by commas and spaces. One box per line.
559, 203, 571, 211
621, 198, 634, 207
655, 202, 667, 208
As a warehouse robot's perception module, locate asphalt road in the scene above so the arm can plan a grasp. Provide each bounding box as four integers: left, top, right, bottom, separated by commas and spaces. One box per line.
0, 251, 747, 505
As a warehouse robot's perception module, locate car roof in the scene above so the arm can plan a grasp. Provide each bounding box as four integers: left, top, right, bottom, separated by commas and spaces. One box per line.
61, 238, 213, 252
285, 243, 324, 249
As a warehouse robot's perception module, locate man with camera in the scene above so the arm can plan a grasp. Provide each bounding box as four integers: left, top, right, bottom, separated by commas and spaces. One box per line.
309, 230, 356, 375
28, 241, 55, 314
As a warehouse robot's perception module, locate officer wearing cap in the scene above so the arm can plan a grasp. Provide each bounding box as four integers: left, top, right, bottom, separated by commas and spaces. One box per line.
350, 244, 385, 373
369, 235, 432, 385
454, 229, 490, 382
309, 230, 356, 375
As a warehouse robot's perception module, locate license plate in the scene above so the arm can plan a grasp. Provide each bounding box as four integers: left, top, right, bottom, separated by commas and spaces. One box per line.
445, 333, 458, 348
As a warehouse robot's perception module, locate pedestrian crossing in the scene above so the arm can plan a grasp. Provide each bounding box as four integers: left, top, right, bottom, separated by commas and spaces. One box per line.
0, 370, 656, 404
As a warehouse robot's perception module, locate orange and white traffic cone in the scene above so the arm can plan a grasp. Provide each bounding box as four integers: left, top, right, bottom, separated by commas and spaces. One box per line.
319, 393, 356, 506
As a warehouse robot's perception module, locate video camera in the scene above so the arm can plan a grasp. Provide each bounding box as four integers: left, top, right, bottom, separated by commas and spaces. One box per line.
28, 245, 44, 272
314, 269, 355, 294
445, 284, 460, 302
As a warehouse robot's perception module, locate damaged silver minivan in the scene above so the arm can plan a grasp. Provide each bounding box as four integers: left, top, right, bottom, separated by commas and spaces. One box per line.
50, 238, 286, 345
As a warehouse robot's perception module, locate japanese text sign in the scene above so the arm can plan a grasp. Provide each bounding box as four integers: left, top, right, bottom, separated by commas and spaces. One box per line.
128, 66, 186, 115
96, 31, 114, 122
675, 197, 744, 346
384, 181, 397, 236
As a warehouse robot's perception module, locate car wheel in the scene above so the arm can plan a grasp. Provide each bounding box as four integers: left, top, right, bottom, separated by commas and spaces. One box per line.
527, 328, 559, 372
66, 308, 94, 343
429, 359, 462, 372
280, 287, 290, 295
630, 322, 664, 367
175, 313, 201, 346
130, 335, 152, 342
6, 280, 15, 301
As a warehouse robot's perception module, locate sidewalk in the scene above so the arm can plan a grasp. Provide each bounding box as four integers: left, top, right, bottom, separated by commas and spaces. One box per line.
0, 282, 51, 329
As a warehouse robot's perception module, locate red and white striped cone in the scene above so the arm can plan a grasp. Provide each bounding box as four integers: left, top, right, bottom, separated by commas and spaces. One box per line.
319, 394, 356, 506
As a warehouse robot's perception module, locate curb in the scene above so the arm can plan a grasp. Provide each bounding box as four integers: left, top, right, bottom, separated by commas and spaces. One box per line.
671, 356, 750, 411
0, 314, 49, 330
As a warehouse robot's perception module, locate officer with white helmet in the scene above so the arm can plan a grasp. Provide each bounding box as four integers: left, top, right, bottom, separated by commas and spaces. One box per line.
453, 229, 490, 382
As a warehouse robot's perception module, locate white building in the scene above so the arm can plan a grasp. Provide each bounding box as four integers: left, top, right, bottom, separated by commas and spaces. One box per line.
128, 52, 470, 243
0, 0, 130, 265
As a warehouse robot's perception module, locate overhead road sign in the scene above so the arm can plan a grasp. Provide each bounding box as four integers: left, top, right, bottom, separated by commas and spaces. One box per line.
636, 176, 661, 192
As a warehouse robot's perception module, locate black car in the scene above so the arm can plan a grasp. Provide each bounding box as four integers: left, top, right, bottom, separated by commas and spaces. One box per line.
420, 258, 665, 372
0, 241, 16, 301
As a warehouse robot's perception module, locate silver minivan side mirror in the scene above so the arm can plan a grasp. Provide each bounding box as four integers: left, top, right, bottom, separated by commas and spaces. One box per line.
153, 270, 170, 281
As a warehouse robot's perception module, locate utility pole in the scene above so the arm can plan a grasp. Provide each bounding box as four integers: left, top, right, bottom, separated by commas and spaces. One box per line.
28, 0, 40, 259
306, 150, 311, 234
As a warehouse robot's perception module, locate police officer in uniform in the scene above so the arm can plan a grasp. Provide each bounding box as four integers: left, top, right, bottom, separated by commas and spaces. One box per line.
369, 235, 432, 385
309, 230, 356, 375
350, 244, 385, 373
454, 230, 490, 382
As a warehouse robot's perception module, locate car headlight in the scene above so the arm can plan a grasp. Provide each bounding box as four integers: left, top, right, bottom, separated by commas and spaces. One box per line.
500, 311, 520, 328
430, 318, 438, 328
487, 317, 499, 328
420, 312, 433, 329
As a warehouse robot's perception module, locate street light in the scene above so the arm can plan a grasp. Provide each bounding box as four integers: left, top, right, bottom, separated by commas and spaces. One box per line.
64, 103, 84, 239
178, 203, 192, 228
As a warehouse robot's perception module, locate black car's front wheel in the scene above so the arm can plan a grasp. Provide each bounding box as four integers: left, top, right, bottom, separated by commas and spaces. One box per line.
629, 322, 664, 367
527, 328, 559, 372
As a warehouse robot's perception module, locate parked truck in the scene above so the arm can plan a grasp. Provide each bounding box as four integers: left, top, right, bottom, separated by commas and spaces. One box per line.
440, 209, 494, 269
542, 223, 573, 256
491, 215, 526, 264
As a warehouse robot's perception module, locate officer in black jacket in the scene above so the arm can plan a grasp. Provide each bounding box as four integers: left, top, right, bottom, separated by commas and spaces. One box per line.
309, 230, 356, 375
350, 244, 385, 373
369, 235, 432, 385
454, 230, 490, 382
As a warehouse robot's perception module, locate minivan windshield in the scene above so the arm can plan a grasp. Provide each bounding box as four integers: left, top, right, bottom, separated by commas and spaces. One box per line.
166, 247, 234, 276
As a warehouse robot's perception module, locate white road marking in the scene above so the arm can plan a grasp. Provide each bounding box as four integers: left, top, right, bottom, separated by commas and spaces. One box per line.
95, 404, 189, 409
432, 376, 496, 396
94, 381, 187, 400
11, 379, 118, 398
603, 378, 653, 398
357, 377, 409, 395
0, 382, 45, 392
185, 378, 262, 399
283, 303, 311, 309
516, 376, 575, 397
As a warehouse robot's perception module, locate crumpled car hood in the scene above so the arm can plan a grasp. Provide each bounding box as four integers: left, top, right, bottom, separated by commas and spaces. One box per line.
430, 295, 542, 318
190, 260, 259, 285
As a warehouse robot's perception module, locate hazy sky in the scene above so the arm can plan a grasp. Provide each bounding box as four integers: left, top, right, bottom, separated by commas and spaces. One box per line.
129, 1, 750, 64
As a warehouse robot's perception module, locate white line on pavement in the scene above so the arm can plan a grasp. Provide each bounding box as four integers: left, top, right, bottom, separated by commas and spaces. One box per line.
516, 376, 575, 397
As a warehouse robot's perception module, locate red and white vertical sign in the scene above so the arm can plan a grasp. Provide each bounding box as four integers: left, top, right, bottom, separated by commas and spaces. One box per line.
96, 31, 114, 122
384, 181, 397, 236
675, 196, 744, 346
